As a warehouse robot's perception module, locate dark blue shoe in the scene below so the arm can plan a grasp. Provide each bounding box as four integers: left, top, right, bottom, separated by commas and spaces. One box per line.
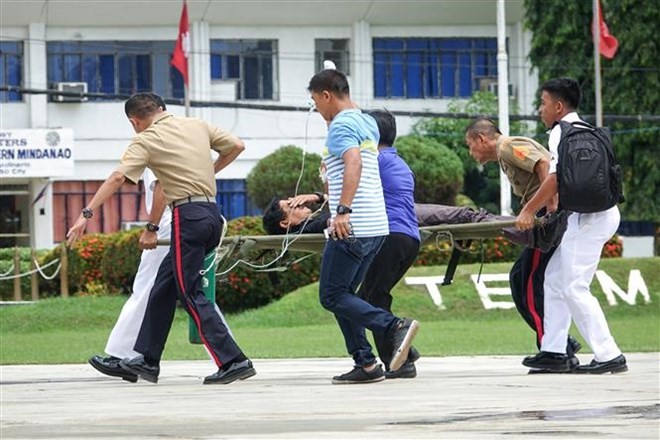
120, 355, 160, 384
89, 355, 138, 383
204, 359, 256, 385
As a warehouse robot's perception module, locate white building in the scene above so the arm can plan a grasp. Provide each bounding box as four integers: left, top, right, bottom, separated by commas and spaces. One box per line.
0, 0, 536, 249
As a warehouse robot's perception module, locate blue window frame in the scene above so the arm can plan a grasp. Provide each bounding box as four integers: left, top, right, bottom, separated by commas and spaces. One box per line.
210, 39, 277, 100
0, 41, 23, 102
47, 41, 184, 99
373, 38, 498, 99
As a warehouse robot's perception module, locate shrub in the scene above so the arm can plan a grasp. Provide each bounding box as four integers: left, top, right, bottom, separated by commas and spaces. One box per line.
601, 235, 623, 259
69, 234, 112, 294
101, 229, 142, 292
395, 135, 464, 205
246, 145, 323, 210
414, 236, 521, 267
215, 216, 321, 313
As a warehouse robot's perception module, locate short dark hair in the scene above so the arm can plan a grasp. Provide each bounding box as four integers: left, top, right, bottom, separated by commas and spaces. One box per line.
540, 77, 581, 110
262, 197, 287, 235
465, 117, 502, 139
368, 109, 397, 147
307, 69, 350, 96
124, 93, 167, 118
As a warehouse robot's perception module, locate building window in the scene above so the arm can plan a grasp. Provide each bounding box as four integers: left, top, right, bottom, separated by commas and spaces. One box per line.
210, 39, 277, 100
0, 41, 23, 102
373, 38, 498, 99
47, 41, 184, 99
315, 39, 350, 74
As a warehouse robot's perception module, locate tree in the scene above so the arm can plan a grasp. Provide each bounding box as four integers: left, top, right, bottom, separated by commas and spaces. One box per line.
413, 91, 525, 213
246, 145, 323, 210
525, 0, 659, 220
395, 135, 464, 205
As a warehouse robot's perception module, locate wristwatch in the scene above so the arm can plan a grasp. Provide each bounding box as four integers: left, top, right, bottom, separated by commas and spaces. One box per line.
336, 204, 352, 215
81, 207, 93, 219
146, 222, 160, 232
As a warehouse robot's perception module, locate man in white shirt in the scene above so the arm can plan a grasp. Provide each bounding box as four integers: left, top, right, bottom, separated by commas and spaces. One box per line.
516, 77, 627, 374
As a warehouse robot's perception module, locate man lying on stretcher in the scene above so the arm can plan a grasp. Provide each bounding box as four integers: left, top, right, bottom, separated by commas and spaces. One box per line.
261, 194, 567, 252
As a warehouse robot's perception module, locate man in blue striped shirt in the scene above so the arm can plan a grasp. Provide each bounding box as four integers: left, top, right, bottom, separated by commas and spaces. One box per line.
308, 69, 420, 384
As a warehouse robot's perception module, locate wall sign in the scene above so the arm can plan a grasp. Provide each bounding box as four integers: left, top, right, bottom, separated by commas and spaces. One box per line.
0, 129, 74, 177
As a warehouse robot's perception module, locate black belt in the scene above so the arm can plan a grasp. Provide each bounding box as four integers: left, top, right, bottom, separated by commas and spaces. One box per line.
170, 195, 216, 209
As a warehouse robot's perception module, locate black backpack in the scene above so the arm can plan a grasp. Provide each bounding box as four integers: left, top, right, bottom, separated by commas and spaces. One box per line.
556, 120, 625, 213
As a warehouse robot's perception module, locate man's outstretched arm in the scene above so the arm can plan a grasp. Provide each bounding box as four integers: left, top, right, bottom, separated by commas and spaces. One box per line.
66, 171, 126, 246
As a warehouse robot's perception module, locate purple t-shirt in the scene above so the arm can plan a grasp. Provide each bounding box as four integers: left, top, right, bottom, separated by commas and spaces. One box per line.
378, 147, 420, 242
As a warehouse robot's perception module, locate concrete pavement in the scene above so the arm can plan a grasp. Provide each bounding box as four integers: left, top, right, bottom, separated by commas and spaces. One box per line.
1, 353, 659, 439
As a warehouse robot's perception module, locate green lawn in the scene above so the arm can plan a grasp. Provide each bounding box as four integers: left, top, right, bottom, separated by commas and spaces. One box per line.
1, 258, 658, 364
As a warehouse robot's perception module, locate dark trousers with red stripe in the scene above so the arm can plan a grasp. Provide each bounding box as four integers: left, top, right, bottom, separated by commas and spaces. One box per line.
134, 202, 242, 366
509, 247, 557, 349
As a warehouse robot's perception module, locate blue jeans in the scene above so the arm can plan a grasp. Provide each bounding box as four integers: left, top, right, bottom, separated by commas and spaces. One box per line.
319, 235, 398, 367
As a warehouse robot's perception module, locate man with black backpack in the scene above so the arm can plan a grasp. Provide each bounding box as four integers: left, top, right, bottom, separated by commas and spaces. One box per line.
516, 78, 627, 374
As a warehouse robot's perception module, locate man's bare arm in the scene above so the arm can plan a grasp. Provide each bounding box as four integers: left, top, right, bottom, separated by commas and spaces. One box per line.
66, 171, 126, 246
214, 139, 245, 173
533, 157, 558, 211
516, 173, 558, 230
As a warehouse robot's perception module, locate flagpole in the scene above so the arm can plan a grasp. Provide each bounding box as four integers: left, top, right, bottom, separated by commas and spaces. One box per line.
184, 85, 190, 117
593, 0, 603, 127
496, 0, 511, 216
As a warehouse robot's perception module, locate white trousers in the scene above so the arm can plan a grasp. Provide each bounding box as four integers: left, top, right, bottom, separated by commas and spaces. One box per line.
105, 233, 231, 361
541, 206, 622, 362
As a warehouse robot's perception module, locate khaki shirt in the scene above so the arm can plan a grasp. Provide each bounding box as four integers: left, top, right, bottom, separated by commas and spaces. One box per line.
496, 135, 549, 206
115, 112, 239, 204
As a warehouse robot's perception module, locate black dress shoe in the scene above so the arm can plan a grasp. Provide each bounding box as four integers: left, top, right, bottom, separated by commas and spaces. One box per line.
385, 361, 417, 379
88, 355, 138, 383
119, 355, 160, 384
522, 351, 571, 373
204, 359, 256, 385
567, 336, 582, 355
575, 355, 628, 374
528, 355, 579, 374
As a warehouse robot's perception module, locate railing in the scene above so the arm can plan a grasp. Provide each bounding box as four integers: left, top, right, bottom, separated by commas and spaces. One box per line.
0, 245, 69, 300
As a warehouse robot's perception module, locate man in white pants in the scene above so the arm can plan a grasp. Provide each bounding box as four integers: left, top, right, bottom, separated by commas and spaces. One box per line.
516, 77, 627, 374
89, 169, 231, 382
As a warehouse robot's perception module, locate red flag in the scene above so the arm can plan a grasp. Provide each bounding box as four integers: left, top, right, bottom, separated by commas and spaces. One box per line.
592, 0, 618, 59
172, 0, 189, 85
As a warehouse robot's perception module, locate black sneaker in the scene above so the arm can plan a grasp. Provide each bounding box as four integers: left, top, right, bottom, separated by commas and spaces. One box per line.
522, 351, 571, 373
388, 318, 420, 372
88, 355, 138, 383
385, 361, 417, 379
119, 355, 160, 384
408, 346, 421, 363
331, 364, 385, 384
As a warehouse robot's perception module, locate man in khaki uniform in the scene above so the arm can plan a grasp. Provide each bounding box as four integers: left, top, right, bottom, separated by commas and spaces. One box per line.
464, 118, 578, 373
67, 93, 255, 385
